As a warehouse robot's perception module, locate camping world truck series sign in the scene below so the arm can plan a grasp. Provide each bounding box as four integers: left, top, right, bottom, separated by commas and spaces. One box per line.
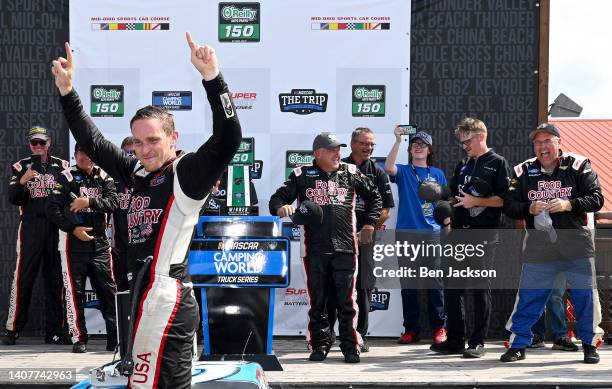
188, 238, 290, 287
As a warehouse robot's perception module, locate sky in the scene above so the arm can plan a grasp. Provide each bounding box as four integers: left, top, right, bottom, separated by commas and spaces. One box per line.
549, 0, 612, 119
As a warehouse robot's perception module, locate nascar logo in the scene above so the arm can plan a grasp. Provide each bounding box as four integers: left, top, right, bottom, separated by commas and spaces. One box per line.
152, 91, 192, 110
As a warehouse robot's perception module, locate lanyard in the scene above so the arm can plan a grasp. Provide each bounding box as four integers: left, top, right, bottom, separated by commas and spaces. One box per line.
412, 165, 430, 184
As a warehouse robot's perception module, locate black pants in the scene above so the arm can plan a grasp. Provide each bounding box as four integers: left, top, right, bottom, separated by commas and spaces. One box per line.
445, 288, 491, 347
444, 233, 496, 347
61, 245, 117, 343
6, 218, 65, 336
327, 241, 374, 338
112, 247, 130, 292
304, 252, 361, 352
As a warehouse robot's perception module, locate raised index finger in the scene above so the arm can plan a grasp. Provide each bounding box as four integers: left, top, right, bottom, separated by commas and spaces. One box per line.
185, 32, 196, 50
65, 42, 73, 64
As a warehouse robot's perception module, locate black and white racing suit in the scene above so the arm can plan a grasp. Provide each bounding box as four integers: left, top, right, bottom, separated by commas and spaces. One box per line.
59, 74, 241, 388
46, 165, 119, 345
269, 162, 381, 353
6, 156, 69, 339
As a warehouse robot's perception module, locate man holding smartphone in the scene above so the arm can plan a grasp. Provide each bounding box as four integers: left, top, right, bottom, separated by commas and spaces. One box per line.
2, 127, 70, 346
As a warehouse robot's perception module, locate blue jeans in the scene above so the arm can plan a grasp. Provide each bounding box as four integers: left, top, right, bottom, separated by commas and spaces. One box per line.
401, 288, 446, 334
398, 233, 446, 334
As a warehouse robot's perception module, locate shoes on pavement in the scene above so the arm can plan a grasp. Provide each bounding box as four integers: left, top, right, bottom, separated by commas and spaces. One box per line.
72, 341, 87, 353
432, 327, 448, 344
430, 339, 465, 354
552, 336, 579, 352
500, 348, 526, 362
398, 330, 420, 344
583, 345, 600, 364
463, 344, 486, 358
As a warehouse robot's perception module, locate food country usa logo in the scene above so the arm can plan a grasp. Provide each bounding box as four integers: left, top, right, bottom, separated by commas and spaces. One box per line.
90, 16, 170, 30
152, 91, 192, 110
219, 3, 260, 42
310, 15, 390, 30
90, 85, 124, 117
352, 85, 386, 117
279, 89, 328, 114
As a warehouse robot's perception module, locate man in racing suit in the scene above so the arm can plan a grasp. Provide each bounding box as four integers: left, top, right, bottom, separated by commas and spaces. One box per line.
2, 127, 70, 346
269, 132, 382, 363
501, 123, 604, 364
47, 144, 119, 353
52, 34, 241, 387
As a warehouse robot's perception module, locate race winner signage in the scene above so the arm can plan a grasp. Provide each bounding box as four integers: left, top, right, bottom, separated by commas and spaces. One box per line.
189, 238, 290, 287
90, 85, 124, 117
218, 2, 261, 42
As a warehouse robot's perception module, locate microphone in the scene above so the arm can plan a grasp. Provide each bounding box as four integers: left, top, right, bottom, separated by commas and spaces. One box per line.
433, 200, 454, 226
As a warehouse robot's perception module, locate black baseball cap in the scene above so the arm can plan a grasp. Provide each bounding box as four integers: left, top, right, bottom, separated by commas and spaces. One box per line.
529, 123, 561, 141
28, 126, 49, 141
290, 201, 323, 226
312, 132, 346, 152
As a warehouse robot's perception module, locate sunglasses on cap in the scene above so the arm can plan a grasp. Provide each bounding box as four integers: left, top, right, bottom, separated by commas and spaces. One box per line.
30, 139, 47, 146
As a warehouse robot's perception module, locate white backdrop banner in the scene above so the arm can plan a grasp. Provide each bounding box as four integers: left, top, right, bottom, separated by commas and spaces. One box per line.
70, 0, 410, 337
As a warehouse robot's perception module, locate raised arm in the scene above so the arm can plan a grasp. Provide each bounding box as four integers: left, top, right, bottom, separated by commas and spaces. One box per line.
176, 33, 242, 200
384, 126, 404, 176
52, 42, 137, 185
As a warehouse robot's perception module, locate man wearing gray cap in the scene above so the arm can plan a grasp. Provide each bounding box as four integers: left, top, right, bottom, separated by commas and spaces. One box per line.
501, 123, 604, 364
2, 127, 70, 346
269, 132, 382, 363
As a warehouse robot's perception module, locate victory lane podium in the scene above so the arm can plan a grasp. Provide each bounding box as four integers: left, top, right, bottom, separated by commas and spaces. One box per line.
189, 216, 289, 371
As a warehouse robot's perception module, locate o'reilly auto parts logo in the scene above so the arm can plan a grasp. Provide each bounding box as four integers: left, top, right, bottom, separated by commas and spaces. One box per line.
285, 150, 314, 179
219, 2, 260, 42
152, 91, 192, 110
279, 89, 328, 115
91, 85, 124, 117
352, 85, 385, 117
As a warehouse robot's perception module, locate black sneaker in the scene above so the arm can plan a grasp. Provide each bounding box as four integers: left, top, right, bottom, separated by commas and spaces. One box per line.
308, 345, 329, 361
527, 335, 545, 349
500, 348, 526, 362
463, 344, 486, 358
552, 336, 579, 352
343, 348, 360, 363
45, 334, 72, 345
430, 339, 465, 354
72, 341, 87, 353
583, 345, 600, 364
1, 330, 17, 346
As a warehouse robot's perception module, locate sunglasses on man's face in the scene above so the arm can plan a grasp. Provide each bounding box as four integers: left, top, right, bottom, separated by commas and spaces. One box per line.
30, 140, 47, 146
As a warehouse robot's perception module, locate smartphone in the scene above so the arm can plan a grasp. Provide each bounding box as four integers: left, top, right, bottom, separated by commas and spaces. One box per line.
31, 154, 42, 172
398, 124, 417, 135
